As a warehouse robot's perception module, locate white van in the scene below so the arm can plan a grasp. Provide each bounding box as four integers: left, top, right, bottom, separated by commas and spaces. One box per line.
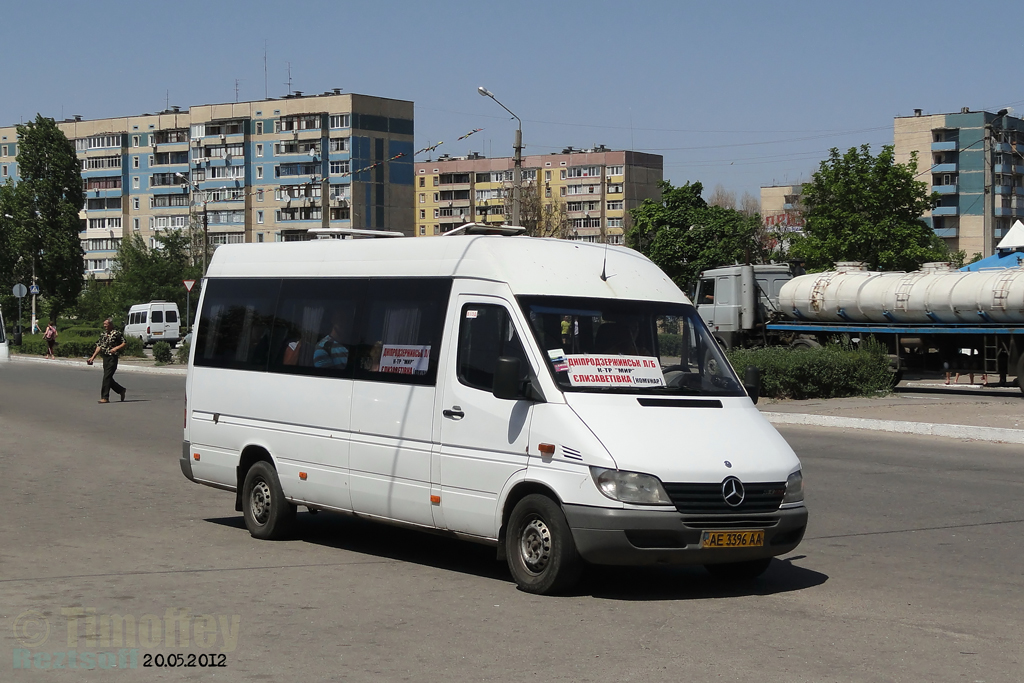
125, 301, 181, 346
181, 234, 807, 594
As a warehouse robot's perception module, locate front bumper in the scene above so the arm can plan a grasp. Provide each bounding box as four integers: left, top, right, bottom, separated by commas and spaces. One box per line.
563, 503, 807, 566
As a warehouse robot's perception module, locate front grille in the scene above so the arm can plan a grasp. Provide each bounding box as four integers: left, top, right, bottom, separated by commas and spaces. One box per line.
663, 481, 786, 514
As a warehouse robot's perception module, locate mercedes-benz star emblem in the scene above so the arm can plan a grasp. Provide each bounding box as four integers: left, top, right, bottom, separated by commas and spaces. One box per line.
722, 476, 745, 507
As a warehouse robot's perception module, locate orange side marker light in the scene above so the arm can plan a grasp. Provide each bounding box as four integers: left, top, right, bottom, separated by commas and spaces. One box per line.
193, 453, 200, 461
299, 472, 308, 481
538, 443, 556, 456
430, 495, 441, 504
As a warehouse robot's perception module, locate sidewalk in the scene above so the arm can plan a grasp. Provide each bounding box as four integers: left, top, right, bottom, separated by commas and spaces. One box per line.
760, 377, 1024, 444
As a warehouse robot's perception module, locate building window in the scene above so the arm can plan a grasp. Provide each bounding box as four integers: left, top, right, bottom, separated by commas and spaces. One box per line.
560, 187, 566, 197
420, 226, 426, 235
148, 155, 154, 166
133, 156, 139, 169
420, 209, 426, 219
433, 176, 438, 186
433, 209, 439, 218
133, 218, 140, 231
257, 232, 264, 242
133, 197, 140, 210
419, 177, 425, 187
257, 210, 264, 224
255, 121, 263, 135
544, 170, 551, 181
607, 165, 624, 176
434, 225, 439, 234
433, 192, 439, 202
257, 166, 263, 179
419, 193, 425, 203
330, 160, 349, 175
132, 177, 140, 189
607, 184, 623, 194
545, 186, 551, 198
607, 200, 624, 211
1, 165, 6, 177
256, 144, 263, 157
257, 189, 264, 202
560, 169, 566, 180
2, 145, 7, 156
606, 217, 623, 228
330, 114, 350, 129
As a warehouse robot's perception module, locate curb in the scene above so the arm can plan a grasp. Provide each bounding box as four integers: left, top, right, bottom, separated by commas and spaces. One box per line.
9, 355, 188, 377
762, 411, 1024, 445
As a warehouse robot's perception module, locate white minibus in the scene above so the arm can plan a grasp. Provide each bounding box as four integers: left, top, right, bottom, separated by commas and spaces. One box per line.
181, 234, 807, 594
125, 301, 181, 346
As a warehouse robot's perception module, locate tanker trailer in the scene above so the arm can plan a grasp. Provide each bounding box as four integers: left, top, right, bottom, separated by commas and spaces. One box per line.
696, 262, 1024, 393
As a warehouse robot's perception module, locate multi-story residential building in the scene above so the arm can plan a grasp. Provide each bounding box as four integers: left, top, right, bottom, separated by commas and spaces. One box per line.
760, 184, 805, 231
894, 107, 1024, 257
413, 147, 663, 242
0, 91, 414, 280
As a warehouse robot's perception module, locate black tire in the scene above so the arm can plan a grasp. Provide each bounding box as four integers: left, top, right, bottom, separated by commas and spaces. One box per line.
705, 558, 772, 580
242, 460, 295, 540
505, 494, 582, 595
790, 338, 821, 350
1017, 354, 1024, 396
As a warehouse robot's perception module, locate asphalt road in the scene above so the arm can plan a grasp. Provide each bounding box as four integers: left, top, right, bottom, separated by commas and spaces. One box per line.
1, 360, 1021, 682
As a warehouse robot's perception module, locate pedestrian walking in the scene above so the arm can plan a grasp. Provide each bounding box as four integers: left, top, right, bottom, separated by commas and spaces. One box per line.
43, 320, 58, 359
87, 318, 128, 404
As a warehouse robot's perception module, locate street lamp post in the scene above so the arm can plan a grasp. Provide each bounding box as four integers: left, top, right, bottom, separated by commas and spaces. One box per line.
176, 172, 210, 274
478, 86, 522, 228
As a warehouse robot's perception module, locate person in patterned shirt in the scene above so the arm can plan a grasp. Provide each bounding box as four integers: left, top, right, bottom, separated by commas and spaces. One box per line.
87, 318, 128, 403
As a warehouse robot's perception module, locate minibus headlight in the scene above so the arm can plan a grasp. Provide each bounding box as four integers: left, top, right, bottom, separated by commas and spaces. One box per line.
590, 467, 672, 505
782, 469, 804, 504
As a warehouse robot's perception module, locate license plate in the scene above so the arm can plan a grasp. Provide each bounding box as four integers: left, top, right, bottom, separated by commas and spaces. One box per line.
153, 331, 163, 335
701, 529, 764, 548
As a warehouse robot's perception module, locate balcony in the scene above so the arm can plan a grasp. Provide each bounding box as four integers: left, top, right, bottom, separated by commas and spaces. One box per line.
992, 164, 1024, 174
932, 206, 958, 216
993, 142, 1014, 153
932, 184, 957, 195
932, 163, 957, 173
931, 141, 958, 152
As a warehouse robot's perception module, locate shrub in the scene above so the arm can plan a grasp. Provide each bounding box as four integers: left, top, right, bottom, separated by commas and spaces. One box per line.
124, 336, 145, 357
175, 341, 190, 365
152, 341, 172, 364
727, 340, 893, 400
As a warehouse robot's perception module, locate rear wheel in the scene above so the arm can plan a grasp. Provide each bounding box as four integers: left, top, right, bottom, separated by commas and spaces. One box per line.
705, 558, 772, 580
242, 461, 296, 540
506, 494, 582, 595
790, 338, 821, 350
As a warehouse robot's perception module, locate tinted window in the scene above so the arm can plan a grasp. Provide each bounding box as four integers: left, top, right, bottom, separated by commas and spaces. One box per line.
166, 310, 178, 323
194, 279, 281, 371
268, 278, 366, 378
140, 311, 147, 323
697, 279, 715, 305
457, 304, 530, 394
151, 310, 164, 323
355, 279, 451, 386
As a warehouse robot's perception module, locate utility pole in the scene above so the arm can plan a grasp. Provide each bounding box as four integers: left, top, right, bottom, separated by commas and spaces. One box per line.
478, 87, 522, 227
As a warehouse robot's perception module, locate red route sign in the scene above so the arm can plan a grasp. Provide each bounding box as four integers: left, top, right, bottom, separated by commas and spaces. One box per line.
183, 279, 197, 292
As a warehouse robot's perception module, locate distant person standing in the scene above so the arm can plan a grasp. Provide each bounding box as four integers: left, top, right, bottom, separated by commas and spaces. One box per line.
43, 320, 57, 359
87, 318, 128, 404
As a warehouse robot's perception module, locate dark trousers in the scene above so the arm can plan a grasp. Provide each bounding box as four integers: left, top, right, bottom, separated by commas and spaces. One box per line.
101, 354, 125, 400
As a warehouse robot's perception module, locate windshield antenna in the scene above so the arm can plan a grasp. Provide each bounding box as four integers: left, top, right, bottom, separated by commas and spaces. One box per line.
600, 242, 614, 281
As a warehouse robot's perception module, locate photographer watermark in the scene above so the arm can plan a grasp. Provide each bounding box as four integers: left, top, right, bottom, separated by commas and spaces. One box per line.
11, 607, 240, 670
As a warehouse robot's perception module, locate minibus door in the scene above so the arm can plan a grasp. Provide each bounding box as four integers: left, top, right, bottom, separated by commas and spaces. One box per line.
437, 299, 533, 539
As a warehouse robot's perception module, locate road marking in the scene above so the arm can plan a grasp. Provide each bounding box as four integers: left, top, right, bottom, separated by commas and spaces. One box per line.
763, 412, 1024, 444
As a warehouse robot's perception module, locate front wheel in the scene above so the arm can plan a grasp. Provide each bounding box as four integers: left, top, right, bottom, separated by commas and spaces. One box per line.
242, 461, 296, 540
705, 558, 772, 580
505, 494, 582, 595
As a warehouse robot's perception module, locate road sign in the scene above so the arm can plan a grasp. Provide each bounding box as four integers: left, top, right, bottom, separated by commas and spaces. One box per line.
12, 284, 26, 298
183, 279, 196, 292
29, 284, 39, 295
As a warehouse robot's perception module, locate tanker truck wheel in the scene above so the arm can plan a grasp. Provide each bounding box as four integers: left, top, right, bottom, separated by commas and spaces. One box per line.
790, 338, 821, 350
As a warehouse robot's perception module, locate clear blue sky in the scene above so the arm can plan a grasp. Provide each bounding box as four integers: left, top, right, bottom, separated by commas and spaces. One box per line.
3, 0, 1020, 203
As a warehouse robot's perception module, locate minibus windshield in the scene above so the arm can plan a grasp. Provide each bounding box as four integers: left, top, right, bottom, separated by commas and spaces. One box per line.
519, 296, 745, 397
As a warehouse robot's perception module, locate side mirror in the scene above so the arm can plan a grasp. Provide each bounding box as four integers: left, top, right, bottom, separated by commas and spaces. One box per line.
493, 356, 523, 400
744, 365, 760, 405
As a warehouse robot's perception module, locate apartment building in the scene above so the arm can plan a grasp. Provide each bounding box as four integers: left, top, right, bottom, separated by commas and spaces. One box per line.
894, 108, 1024, 257
760, 184, 804, 231
0, 91, 414, 279
413, 147, 663, 242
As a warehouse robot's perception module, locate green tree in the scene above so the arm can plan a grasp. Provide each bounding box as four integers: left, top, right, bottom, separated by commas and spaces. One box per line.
791, 144, 946, 271
102, 230, 201, 326
8, 115, 85, 316
627, 180, 765, 290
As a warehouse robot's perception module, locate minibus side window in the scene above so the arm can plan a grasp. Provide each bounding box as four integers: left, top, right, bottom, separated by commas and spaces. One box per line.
268, 278, 366, 377
166, 310, 178, 323
354, 278, 451, 386
193, 279, 281, 371
457, 304, 530, 393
